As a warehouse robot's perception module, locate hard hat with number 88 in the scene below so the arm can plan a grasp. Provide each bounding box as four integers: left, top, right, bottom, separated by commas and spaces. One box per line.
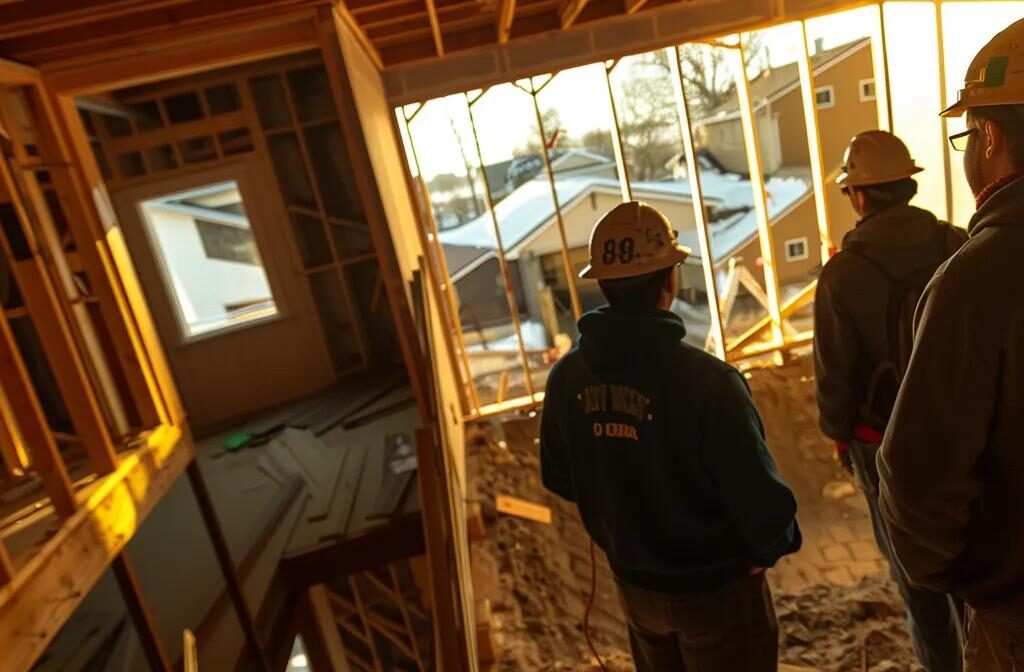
579, 201, 690, 280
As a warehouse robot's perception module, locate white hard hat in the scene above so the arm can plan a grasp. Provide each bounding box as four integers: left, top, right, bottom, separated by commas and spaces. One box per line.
836, 130, 923, 187
942, 18, 1024, 117
579, 201, 690, 280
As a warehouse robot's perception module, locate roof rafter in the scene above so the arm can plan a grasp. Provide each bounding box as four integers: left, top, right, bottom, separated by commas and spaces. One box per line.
497, 0, 516, 43
624, 0, 647, 15
425, 0, 445, 56
558, 0, 588, 29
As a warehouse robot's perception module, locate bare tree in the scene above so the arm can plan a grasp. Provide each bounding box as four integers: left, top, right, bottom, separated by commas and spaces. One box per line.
679, 33, 766, 115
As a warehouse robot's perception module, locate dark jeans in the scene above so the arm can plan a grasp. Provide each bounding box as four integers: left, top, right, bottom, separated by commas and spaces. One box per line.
965, 607, 1024, 671
616, 573, 778, 672
849, 439, 964, 672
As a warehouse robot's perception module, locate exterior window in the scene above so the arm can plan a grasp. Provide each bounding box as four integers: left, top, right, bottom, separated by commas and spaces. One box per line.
815, 85, 835, 109
138, 180, 279, 338
859, 78, 877, 102
785, 237, 809, 262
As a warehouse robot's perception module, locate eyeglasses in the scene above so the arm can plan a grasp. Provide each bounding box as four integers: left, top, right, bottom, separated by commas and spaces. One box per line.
949, 128, 977, 152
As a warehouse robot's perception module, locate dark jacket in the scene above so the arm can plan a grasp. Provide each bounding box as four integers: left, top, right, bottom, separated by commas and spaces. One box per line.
878, 176, 1024, 613
814, 205, 966, 440
540, 306, 800, 595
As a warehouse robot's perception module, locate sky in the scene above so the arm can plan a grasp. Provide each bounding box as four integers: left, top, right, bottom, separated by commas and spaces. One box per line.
401, 1, 1024, 227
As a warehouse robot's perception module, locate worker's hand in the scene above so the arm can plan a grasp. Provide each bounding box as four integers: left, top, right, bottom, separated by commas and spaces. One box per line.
749, 566, 767, 575
836, 441, 854, 475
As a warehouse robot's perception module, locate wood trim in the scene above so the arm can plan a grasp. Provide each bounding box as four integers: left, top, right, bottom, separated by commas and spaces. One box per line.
0, 424, 189, 672
43, 18, 318, 96
0, 58, 38, 86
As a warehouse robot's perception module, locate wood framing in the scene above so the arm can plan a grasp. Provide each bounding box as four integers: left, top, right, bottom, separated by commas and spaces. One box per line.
334, 1, 385, 70
497, 0, 516, 43
668, 45, 725, 359
797, 21, 834, 262
0, 57, 37, 85
317, 6, 433, 419
559, 0, 590, 29
303, 584, 353, 672
0, 425, 189, 672
111, 553, 173, 672
425, 0, 445, 56
731, 42, 784, 346
43, 17, 318, 96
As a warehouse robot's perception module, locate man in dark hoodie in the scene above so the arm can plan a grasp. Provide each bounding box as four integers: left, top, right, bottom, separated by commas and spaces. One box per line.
813, 130, 966, 672
540, 201, 800, 672
878, 19, 1024, 671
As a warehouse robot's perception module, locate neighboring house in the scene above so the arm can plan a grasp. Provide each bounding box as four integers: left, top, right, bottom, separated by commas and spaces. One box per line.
439, 160, 813, 343
694, 36, 878, 245
141, 183, 276, 336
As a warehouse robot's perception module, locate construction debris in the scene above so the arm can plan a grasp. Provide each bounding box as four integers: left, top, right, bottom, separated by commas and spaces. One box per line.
495, 495, 553, 524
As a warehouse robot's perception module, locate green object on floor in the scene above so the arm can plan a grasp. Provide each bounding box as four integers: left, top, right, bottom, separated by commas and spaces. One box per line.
223, 432, 252, 452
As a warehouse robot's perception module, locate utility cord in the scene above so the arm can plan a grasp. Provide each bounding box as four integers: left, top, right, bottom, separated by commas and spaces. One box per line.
584, 540, 610, 672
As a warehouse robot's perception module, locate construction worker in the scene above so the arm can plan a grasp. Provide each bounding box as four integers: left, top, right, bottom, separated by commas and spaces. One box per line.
877, 18, 1024, 671
813, 130, 966, 672
540, 201, 800, 672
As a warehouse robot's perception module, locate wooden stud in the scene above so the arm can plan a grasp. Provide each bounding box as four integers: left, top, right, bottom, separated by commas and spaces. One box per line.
0, 541, 13, 585
111, 553, 173, 672
0, 57, 38, 86
183, 629, 199, 672
933, 0, 953, 222
425, 0, 445, 56
47, 91, 185, 426
0, 424, 189, 672
334, 0, 385, 70
730, 41, 784, 347
603, 61, 633, 202
796, 22, 834, 263
279, 69, 371, 370
464, 92, 536, 399
497, 0, 516, 43
624, 0, 648, 15
558, 0, 589, 29
348, 576, 384, 672
0, 128, 119, 474
0, 93, 132, 437
317, 7, 434, 420
389, 564, 425, 670
0, 381, 28, 477
304, 584, 353, 672
667, 46, 725, 359
871, 3, 894, 133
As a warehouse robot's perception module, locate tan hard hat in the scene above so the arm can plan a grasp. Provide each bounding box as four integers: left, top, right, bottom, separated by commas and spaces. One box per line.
836, 130, 923, 187
942, 18, 1024, 117
579, 201, 690, 280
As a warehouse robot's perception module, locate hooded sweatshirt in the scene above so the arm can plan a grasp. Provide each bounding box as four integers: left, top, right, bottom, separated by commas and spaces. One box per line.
540, 306, 800, 594
878, 177, 1024, 614
814, 204, 966, 441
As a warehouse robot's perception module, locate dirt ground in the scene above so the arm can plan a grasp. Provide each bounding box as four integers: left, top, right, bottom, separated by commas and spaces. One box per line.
466, 353, 926, 672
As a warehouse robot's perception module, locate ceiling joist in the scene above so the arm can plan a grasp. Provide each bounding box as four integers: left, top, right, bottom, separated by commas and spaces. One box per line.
497, 0, 516, 43
0, 0, 194, 41
558, 0, 588, 29
334, 0, 385, 69
624, 0, 648, 14
424, 0, 445, 56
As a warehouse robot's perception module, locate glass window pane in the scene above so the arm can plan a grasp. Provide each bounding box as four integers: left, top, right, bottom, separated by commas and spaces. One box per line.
138, 180, 279, 338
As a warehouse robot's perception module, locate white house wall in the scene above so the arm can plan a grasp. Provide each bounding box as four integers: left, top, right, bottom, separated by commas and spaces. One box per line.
142, 207, 274, 329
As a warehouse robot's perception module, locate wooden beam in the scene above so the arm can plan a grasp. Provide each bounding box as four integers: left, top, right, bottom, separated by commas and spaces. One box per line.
0, 425, 189, 672
303, 585, 353, 672
624, 0, 648, 14
111, 554, 173, 672
334, 1, 385, 70
425, 0, 445, 56
43, 18, 317, 95
497, 0, 516, 43
0, 58, 37, 86
0, 0, 196, 41
558, 0, 588, 29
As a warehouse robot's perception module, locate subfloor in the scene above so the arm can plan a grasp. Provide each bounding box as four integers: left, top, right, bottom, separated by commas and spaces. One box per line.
467, 354, 924, 672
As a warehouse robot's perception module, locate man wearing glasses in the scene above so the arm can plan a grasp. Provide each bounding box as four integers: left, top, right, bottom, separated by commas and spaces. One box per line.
814, 129, 965, 672
878, 18, 1024, 670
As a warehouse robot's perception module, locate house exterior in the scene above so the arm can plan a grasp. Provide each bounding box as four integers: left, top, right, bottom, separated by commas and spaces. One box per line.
695, 37, 879, 260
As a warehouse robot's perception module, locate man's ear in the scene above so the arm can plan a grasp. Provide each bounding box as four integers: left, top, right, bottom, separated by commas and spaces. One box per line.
984, 119, 1005, 160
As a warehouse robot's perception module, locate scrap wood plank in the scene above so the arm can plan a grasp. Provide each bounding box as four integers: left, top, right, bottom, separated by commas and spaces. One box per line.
496, 495, 552, 524
285, 442, 369, 555
277, 428, 344, 522
367, 434, 417, 521
309, 377, 408, 437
